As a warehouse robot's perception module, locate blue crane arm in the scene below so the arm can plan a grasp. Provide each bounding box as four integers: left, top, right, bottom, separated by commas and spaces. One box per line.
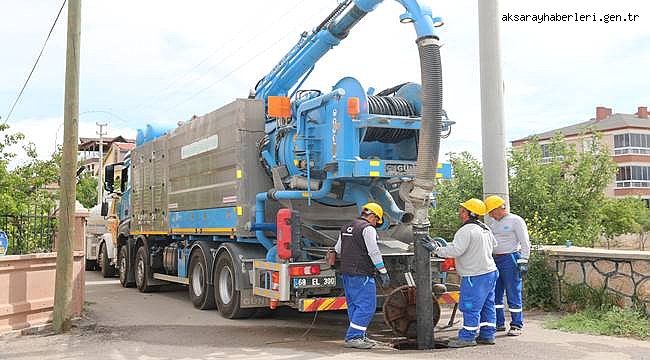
254, 0, 441, 100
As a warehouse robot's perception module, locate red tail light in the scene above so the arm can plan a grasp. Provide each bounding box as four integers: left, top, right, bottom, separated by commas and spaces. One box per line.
441, 258, 456, 272
289, 265, 321, 277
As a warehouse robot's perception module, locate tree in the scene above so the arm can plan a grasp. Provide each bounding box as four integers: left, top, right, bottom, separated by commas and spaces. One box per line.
598, 198, 646, 249
0, 124, 59, 215
632, 206, 650, 251
508, 132, 616, 246
430, 131, 618, 247
429, 151, 483, 240
76, 173, 97, 209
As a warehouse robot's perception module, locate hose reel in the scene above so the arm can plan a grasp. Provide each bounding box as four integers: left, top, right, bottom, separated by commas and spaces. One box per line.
365, 95, 418, 143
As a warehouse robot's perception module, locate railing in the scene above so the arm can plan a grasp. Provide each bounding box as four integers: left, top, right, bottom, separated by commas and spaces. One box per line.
0, 208, 57, 255
613, 147, 650, 155
615, 180, 650, 188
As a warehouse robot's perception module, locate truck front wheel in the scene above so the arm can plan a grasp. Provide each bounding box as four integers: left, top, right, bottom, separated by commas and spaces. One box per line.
189, 250, 216, 310
135, 246, 156, 293
99, 242, 116, 278
214, 253, 253, 319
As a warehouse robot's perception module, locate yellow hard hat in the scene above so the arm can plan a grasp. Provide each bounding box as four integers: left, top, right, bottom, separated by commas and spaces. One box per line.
362, 202, 384, 224
484, 195, 506, 213
460, 198, 487, 216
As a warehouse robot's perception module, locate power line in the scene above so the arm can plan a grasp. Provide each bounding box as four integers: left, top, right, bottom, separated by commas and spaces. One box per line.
159, 3, 333, 115
80, 110, 131, 126
3, 0, 67, 125
129, 0, 306, 115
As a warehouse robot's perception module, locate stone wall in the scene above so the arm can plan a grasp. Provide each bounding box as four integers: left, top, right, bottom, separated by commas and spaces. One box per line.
544, 246, 650, 314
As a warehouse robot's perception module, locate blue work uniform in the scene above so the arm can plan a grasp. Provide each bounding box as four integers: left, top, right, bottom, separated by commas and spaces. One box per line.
435, 219, 499, 342
335, 218, 385, 341
486, 213, 531, 329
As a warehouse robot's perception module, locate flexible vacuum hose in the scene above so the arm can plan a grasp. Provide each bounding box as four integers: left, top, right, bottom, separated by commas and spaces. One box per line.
411, 37, 443, 207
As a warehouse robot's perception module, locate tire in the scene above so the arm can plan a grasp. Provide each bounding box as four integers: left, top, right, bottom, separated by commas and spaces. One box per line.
189, 250, 216, 310
99, 242, 116, 278
85, 259, 97, 271
214, 253, 254, 319
135, 246, 156, 293
119, 245, 135, 288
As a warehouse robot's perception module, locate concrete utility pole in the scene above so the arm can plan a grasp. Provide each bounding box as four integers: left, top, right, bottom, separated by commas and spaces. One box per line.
96, 122, 107, 206
53, 0, 81, 333
478, 0, 510, 206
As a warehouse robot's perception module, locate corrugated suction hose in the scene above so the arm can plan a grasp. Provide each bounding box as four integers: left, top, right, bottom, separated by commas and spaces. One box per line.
413, 37, 443, 195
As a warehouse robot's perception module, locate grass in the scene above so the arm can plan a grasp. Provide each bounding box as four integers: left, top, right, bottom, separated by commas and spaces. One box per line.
546, 307, 650, 340
544, 284, 650, 340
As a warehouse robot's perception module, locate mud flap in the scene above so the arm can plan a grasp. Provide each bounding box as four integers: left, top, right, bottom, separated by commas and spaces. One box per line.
240, 288, 270, 308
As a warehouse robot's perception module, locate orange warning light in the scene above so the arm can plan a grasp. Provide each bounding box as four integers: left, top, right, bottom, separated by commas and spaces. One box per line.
347, 97, 360, 117
268, 96, 291, 118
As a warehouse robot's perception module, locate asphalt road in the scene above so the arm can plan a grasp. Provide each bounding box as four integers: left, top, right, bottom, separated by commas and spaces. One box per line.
1, 271, 649, 360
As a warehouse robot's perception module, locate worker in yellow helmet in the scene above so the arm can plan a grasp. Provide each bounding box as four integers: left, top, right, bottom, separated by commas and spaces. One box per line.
431, 198, 499, 347
334, 202, 388, 349
484, 195, 530, 337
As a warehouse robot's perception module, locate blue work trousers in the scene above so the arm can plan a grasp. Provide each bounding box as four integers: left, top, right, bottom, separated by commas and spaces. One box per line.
458, 270, 499, 341
494, 252, 524, 328
342, 273, 377, 340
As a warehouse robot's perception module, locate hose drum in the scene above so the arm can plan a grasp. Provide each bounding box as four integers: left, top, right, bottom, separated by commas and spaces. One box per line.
366, 95, 418, 143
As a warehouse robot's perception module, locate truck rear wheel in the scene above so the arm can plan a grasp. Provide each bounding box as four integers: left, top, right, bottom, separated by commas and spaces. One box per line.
189, 250, 216, 310
119, 245, 135, 288
214, 253, 253, 319
135, 245, 156, 293
99, 242, 116, 278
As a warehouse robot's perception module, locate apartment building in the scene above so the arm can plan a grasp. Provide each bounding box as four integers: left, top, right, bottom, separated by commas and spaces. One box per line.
511, 106, 650, 207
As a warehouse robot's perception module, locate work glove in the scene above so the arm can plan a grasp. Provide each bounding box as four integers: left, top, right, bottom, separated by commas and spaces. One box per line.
377, 272, 391, 288
419, 236, 440, 253
517, 258, 528, 274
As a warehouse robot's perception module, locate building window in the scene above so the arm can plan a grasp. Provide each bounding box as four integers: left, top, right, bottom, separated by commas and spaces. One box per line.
539, 143, 565, 163
616, 165, 650, 188
614, 133, 650, 155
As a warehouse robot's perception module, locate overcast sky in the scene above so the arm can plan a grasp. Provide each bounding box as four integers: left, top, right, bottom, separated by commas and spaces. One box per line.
1, 0, 649, 164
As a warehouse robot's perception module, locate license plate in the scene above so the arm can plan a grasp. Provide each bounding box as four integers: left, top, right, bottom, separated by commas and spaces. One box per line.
293, 276, 337, 289
385, 163, 416, 176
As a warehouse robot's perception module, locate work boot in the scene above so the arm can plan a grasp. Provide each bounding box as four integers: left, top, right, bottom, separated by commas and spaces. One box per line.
447, 337, 477, 348
476, 337, 496, 345
344, 337, 375, 349
507, 326, 522, 336
363, 335, 378, 344
496, 325, 506, 332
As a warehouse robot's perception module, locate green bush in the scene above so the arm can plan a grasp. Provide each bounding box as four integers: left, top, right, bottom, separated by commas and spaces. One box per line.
563, 283, 619, 312
524, 251, 556, 310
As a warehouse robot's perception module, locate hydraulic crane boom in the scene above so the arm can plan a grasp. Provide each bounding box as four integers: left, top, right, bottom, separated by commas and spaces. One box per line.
254, 0, 442, 100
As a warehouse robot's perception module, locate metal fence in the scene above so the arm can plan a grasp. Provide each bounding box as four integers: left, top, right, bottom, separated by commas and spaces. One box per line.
0, 207, 57, 255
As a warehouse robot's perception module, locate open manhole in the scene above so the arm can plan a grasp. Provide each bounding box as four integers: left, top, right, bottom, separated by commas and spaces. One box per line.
390, 338, 449, 350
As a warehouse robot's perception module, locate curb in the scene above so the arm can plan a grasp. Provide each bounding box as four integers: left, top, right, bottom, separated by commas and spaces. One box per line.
0, 316, 97, 339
